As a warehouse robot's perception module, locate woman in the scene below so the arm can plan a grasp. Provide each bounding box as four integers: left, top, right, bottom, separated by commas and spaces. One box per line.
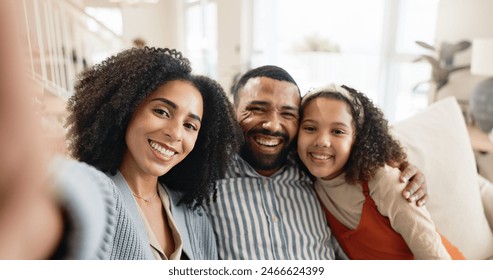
65, 47, 239, 259
296, 83, 464, 259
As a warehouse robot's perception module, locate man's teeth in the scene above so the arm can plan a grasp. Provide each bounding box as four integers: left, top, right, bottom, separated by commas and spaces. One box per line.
150, 141, 175, 157
310, 153, 332, 160
255, 137, 280, 147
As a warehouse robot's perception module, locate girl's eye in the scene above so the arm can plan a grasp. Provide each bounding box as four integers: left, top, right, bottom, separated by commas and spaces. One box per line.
333, 129, 345, 135
302, 126, 316, 132
153, 108, 170, 117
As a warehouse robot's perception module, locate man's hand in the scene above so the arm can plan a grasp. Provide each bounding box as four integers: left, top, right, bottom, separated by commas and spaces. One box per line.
399, 164, 428, 207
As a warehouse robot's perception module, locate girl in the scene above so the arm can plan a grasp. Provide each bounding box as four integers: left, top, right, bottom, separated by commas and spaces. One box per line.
296, 83, 464, 259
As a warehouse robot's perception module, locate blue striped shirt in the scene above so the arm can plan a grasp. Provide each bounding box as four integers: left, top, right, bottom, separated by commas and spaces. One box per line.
206, 155, 341, 260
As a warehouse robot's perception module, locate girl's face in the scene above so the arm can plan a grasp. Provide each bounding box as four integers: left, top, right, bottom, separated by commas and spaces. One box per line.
121, 80, 203, 178
297, 97, 355, 180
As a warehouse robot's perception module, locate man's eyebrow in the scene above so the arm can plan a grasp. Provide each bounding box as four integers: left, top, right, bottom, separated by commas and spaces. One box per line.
151, 97, 202, 122
247, 100, 298, 112
247, 100, 270, 106
281, 105, 299, 112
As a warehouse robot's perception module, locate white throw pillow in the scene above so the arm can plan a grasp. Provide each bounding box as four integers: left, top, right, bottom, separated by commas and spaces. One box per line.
392, 97, 493, 259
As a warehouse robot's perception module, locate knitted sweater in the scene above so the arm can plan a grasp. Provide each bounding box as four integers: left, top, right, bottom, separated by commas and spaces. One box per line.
51, 157, 217, 260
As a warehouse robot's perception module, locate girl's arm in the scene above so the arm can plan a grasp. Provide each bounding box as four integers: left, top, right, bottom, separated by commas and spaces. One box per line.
372, 166, 451, 259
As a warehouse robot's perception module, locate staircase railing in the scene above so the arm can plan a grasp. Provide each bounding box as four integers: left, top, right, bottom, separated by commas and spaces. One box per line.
18, 0, 125, 153
21, 0, 125, 100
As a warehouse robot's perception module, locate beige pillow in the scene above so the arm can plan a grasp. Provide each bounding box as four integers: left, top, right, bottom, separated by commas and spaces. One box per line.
392, 97, 493, 259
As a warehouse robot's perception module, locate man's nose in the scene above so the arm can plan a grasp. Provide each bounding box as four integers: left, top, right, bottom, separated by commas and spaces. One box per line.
261, 112, 282, 132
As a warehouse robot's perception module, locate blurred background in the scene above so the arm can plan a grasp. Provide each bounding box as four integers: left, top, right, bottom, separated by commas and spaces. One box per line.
11, 0, 493, 178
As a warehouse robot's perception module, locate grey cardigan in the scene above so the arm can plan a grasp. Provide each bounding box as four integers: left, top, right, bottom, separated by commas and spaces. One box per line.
52, 158, 217, 260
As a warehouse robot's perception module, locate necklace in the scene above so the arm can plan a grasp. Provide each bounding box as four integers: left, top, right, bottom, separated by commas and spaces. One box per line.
132, 192, 158, 202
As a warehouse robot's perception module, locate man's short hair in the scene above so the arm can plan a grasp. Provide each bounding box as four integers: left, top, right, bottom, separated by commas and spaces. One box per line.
232, 65, 300, 105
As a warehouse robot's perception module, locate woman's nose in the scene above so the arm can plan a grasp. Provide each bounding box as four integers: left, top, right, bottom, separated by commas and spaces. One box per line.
162, 120, 182, 142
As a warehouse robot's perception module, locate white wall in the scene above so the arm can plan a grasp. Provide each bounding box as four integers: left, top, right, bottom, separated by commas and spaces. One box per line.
216, 0, 251, 96
119, 0, 245, 96
435, 0, 493, 101
121, 0, 182, 49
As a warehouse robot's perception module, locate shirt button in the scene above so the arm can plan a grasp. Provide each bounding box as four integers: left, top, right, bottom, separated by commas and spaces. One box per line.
272, 216, 279, 223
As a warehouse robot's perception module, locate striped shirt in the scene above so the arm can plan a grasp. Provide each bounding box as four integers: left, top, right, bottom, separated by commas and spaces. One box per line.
206, 155, 340, 260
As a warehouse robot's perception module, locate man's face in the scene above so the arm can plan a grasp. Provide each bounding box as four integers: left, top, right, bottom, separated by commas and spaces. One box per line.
235, 77, 300, 176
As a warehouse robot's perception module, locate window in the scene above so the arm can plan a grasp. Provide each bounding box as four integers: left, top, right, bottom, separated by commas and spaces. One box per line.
183, 0, 217, 78
250, 0, 439, 121
84, 7, 124, 64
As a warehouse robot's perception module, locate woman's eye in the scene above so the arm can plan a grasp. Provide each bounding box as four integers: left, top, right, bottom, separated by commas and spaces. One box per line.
153, 108, 170, 117
184, 123, 198, 131
303, 126, 316, 132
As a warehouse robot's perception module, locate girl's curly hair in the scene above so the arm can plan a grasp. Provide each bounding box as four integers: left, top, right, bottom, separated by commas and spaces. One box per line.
66, 47, 240, 207
300, 85, 408, 184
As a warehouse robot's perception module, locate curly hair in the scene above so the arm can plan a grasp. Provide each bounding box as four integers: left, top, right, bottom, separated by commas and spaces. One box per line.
300, 85, 407, 184
66, 47, 239, 207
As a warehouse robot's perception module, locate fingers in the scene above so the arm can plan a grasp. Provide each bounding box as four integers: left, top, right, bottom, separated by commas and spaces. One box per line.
402, 172, 425, 196
399, 164, 418, 183
401, 171, 428, 207
405, 185, 427, 203
416, 193, 428, 207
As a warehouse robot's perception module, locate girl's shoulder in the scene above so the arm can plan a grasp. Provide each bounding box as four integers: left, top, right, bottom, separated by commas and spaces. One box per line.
368, 164, 406, 200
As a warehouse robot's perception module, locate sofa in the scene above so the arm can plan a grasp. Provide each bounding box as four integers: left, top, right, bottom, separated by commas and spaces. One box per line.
391, 96, 493, 260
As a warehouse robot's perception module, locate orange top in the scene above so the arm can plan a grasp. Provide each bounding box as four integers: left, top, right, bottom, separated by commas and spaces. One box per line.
322, 182, 465, 260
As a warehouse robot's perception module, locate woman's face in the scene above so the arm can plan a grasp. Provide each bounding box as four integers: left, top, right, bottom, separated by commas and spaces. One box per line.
121, 80, 203, 178
297, 97, 355, 180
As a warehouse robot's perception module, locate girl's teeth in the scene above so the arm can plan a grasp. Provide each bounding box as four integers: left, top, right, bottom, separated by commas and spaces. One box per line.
311, 153, 330, 160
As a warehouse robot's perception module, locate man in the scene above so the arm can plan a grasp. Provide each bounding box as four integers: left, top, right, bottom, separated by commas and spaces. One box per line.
206, 65, 427, 260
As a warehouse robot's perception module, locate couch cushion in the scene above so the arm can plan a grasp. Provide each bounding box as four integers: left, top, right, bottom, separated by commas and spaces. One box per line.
392, 96, 493, 259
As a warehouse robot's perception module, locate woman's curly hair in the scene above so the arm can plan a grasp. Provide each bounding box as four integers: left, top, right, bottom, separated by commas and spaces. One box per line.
66, 47, 240, 207
300, 85, 408, 184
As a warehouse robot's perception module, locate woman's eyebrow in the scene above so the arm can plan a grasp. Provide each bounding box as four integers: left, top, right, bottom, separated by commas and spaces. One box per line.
151, 97, 201, 122
151, 97, 176, 109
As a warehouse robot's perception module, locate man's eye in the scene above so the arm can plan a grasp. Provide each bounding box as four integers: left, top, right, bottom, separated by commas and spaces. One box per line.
249, 107, 265, 113
281, 112, 297, 119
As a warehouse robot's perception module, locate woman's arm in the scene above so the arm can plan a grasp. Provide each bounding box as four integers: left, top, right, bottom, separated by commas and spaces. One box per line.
0, 0, 64, 259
